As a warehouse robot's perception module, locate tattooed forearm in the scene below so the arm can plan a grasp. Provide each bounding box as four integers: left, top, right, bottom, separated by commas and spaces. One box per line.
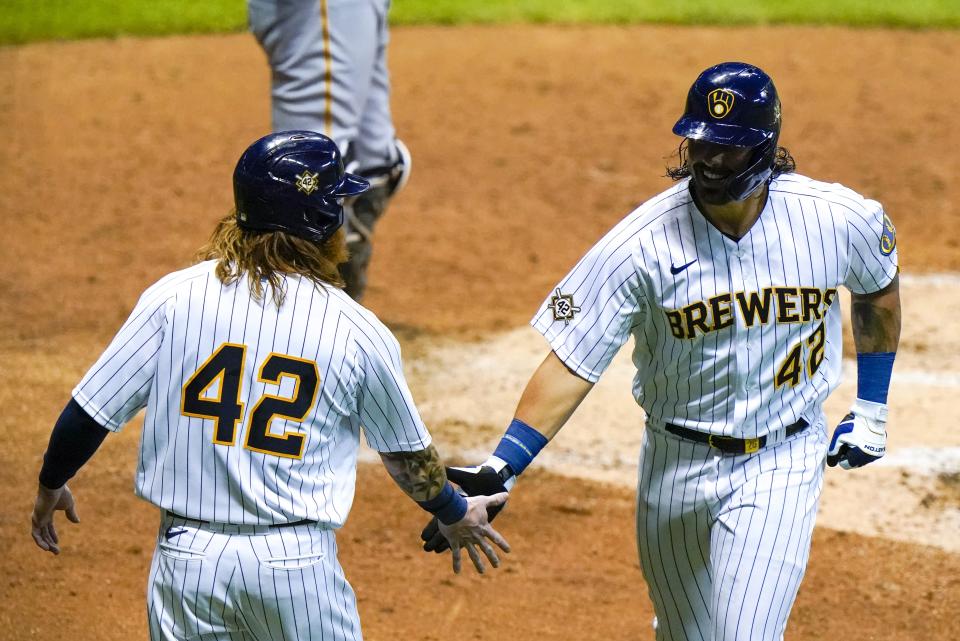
851, 276, 901, 353
379, 445, 448, 502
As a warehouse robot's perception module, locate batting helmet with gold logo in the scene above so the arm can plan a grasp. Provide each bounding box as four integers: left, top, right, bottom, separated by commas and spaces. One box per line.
233, 131, 370, 242
673, 62, 782, 200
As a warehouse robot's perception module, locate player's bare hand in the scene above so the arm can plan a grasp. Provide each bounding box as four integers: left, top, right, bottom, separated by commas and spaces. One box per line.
421, 460, 515, 554
438, 492, 510, 575
31, 483, 80, 555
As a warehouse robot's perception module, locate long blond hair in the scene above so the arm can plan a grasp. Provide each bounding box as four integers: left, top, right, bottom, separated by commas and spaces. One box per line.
196, 213, 347, 306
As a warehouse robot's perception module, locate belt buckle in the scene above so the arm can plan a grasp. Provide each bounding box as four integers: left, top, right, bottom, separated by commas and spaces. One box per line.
707, 434, 731, 451
707, 435, 760, 454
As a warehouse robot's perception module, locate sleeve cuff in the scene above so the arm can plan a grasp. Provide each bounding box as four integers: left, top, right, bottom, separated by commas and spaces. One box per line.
71, 390, 124, 432
528, 318, 603, 383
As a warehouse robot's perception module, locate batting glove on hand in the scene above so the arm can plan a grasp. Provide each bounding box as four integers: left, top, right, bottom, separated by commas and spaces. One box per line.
827, 398, 888, 470
421, 456, 515, 553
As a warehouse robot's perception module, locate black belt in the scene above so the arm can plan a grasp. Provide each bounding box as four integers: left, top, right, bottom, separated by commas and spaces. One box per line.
664, 418, 809, 454
167, 511, 315, 528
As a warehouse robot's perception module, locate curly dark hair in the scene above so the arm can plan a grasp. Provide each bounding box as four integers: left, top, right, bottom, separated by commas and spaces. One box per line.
665, 140, 796, 181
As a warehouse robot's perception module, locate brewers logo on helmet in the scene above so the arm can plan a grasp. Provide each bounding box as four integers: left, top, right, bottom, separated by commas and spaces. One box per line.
707, 88, 736, 118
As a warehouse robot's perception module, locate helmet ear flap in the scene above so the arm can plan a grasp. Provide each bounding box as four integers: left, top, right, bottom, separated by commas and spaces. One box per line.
725, 135, 778, 201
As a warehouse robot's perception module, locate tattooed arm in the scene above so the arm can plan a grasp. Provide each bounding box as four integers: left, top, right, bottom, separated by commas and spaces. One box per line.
380, 445, 511, 573
851, 274, 901, 353
379, 444, 448, 502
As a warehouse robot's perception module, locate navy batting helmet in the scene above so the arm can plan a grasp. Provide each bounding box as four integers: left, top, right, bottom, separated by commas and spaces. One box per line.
233, 131, 369, 242
673, 62, 781, 200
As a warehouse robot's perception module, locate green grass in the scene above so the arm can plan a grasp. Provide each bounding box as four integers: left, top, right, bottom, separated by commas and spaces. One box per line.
0, 0, 247, 45
2, 0, 957, 45
391, 0, 960, 28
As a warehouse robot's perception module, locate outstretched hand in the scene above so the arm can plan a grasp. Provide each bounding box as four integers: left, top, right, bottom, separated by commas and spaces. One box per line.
421, 462, 514, 553
438, 492, 510, 574
31, 484, 80, 555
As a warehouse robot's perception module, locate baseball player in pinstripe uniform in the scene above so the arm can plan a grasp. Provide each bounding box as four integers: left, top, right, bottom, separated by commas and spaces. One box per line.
422, 62, 901, 640
30, 131, 509, 641
247, 0, 410, 301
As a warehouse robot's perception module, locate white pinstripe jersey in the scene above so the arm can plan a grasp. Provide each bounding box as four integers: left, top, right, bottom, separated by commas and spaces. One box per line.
73, 261, 430, 527
533, 173, 899, 439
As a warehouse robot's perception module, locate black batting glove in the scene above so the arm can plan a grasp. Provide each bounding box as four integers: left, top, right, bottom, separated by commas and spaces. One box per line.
420, 461, 515, 553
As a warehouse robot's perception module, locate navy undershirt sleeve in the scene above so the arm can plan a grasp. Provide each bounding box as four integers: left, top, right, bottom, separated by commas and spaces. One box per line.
38, 399, 110, 489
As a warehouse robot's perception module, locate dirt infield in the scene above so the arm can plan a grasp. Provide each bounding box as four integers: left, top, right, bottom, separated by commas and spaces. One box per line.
2, 24, 959, 640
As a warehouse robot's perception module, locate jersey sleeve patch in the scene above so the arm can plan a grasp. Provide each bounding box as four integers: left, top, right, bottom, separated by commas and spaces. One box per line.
547, 289, 581, 325
880, 213, 896, 256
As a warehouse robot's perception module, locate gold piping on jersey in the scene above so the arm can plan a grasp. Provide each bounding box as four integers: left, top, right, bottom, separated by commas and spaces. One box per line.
319, 0, 334, 136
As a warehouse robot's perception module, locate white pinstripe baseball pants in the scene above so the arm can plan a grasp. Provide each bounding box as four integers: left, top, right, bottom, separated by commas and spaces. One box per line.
636, 416, 828, 641
148, 514, 362, 641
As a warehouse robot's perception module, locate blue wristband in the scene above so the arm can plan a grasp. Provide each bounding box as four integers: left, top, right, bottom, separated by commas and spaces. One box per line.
492, 418, 549, 476
856, 352, 896, 404
417, 482, 468, 525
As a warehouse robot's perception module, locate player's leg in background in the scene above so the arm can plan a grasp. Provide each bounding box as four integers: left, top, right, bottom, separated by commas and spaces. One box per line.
147, 517, 250, 640
338, 0, 407, 300
248, 0, 395, 300
239, 524, 363, 641
709, 418, 828, 641
351, 0, 397, 170
636, 424, 715, 641
247, 0, 374, 140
